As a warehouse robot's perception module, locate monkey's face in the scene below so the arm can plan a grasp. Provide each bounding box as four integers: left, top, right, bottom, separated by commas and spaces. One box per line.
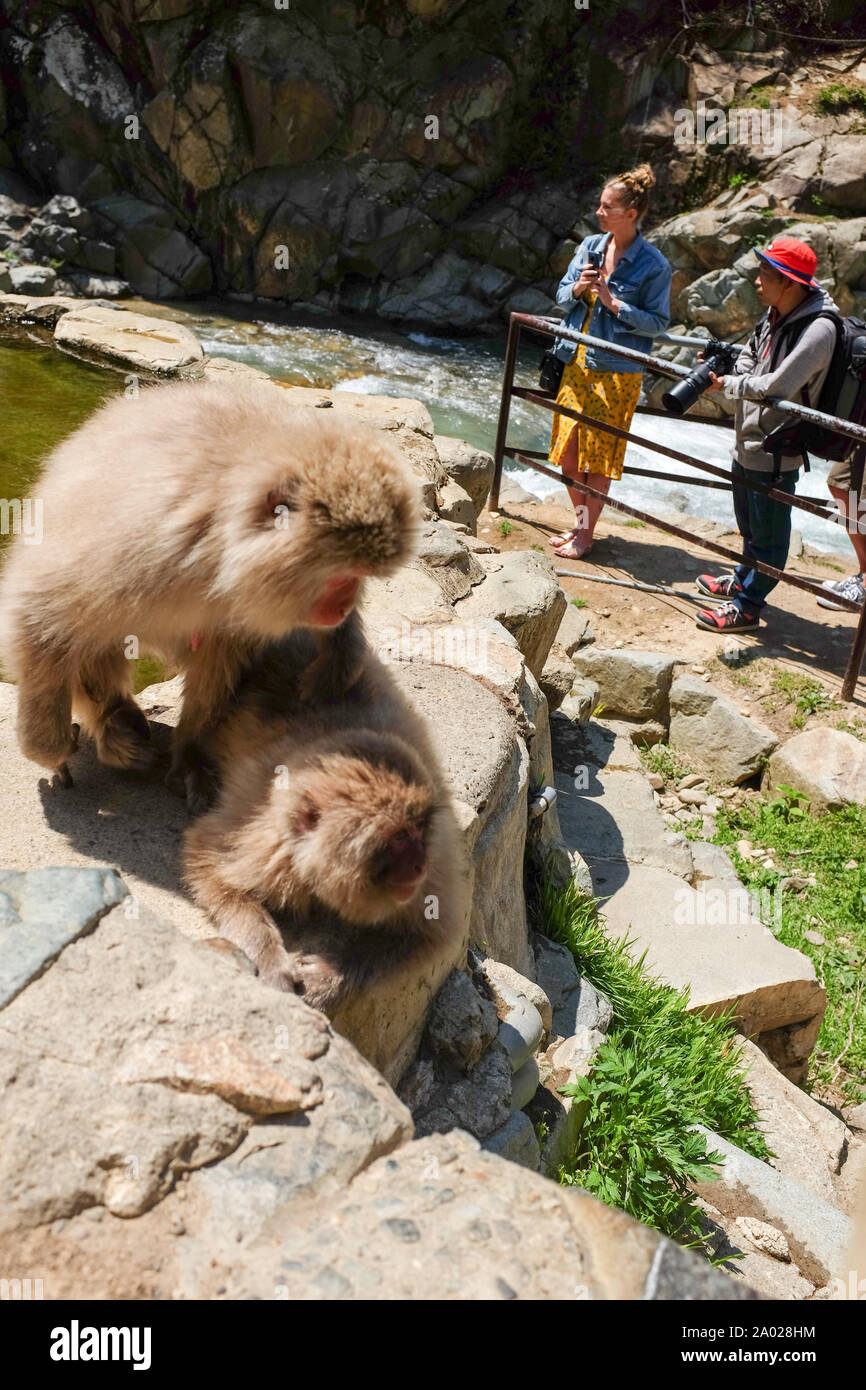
206, 405, 421, 639
283, 744, 436, 924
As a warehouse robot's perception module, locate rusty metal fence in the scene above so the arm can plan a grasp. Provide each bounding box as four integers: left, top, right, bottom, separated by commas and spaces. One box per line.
490, 312, 866, 702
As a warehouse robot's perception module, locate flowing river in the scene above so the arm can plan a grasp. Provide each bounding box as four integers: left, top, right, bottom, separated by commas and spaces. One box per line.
0, 301, 848, 555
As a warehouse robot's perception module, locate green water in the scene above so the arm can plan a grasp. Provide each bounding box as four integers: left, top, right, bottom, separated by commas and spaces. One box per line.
0, 330, 122, 533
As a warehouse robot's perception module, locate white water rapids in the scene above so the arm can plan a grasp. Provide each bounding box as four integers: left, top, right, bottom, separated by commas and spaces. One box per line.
187, 307, 847, 554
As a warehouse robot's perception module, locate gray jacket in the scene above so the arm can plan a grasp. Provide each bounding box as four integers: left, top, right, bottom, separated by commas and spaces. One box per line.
724, 288, 839, 473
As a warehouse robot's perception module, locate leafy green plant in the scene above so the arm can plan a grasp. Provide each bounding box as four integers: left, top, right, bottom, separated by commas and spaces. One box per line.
570, 596, 588, 609
560, 1038, 725, 1237
728, 172, 748, 189
498, 519, 513, 537
765, 783, 810, 822
815, 83, 866, 116
638, 741, 692, 784
765, 670, 838, 728
530, 872, 770, 1248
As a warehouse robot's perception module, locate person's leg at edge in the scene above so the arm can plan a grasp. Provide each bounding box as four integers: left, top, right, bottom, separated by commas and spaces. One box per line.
828, 485, 866, 575
730, 464, 799, 619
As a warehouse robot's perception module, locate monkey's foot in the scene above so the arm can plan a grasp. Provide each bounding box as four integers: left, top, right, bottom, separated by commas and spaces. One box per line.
166, 742, 220, 814
96, 700, 159, 772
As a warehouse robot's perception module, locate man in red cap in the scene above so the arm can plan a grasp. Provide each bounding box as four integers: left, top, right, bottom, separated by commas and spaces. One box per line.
694, 237, 841, 632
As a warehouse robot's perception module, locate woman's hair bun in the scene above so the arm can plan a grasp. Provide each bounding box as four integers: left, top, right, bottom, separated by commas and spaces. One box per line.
604, 163, 655, 218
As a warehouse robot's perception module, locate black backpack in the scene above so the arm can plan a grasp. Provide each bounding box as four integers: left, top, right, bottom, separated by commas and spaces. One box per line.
762, 309, 866, 471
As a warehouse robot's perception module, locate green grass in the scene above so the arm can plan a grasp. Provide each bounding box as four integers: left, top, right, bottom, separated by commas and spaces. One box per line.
728, 172, 748, 189
570, 596, 589, 609
835, 717, 866, 742
133, 656, 168, 694
623, 518, 646, 529
713, 793, 866, 1105
815, 83, 866, 116
764, 669, 838, 728
498, 519, 514, 537
638, 740, 693, 783
531, 872, 769, 1248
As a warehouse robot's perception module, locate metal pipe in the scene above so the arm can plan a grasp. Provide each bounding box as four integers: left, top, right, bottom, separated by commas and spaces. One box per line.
510, 448, 862, 611
513, 312, 866, 449
491, 314, 520, 512
508, 391, 841, 523
842, 602, 866, 701
553, 569, 700, 597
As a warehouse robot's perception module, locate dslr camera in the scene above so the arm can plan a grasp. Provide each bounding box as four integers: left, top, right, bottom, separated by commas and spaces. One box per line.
662, 337, 739, 416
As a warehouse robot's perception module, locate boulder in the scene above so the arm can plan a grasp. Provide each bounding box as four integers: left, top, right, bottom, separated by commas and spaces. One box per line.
764, 727, 866, 811
91, 194, 212, 298
454, 551, 567, 679
437, 478, 477, 531
570, 648, 674, 720
0, 882, 412, 1233
433, 434, 495, 512
559, 676, 600, 724
482, 1110, 541, 1170
669, 674, 778, 784
539, 643, 575, 712
691, 1126, 853, 1287
53, 303, 204, 376
736, 1039, 851, 1205
555, 600, 594, 655
9, 264, 57, 295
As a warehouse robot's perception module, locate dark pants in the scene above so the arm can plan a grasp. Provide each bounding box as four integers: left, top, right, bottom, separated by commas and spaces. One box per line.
730, 461, 800, 616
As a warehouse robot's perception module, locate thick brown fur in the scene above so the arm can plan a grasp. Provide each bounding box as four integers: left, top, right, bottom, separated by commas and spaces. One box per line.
0, 379, 420, 804
182, 632, 467, 1011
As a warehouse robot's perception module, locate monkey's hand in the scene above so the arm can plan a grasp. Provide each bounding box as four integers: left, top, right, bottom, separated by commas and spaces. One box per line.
298, 608, 366, 704
166, 742, 221, 816
258, 946, 346, 1011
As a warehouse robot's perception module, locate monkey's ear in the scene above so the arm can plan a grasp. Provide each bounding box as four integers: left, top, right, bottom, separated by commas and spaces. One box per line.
262, 482, 300, 525
296, 792, 321, 835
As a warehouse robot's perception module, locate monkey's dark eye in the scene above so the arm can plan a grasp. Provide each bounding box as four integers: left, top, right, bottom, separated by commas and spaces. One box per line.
264, 485, 300, 521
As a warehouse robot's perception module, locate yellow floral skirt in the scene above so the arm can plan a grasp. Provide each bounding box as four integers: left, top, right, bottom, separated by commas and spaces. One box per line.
548, 344, 643, 482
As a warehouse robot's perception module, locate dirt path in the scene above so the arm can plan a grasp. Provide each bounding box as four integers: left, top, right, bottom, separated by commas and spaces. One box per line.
482, 482, 866, 741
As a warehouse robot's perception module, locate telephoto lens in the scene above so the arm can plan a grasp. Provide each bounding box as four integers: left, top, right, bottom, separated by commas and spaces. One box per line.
662, 340, 738, 416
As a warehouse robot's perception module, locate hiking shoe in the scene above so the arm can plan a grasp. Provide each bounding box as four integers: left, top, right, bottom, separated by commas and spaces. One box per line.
695, 602, 760, 633
816, 573, 866, 610
696, 573, 736, 598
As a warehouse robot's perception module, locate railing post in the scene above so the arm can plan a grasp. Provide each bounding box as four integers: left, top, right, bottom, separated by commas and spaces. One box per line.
489, 313, 521, 512
842, 600, 866, 702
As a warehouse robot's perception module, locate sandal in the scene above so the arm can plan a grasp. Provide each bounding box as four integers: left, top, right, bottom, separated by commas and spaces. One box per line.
548, 529, 576, 547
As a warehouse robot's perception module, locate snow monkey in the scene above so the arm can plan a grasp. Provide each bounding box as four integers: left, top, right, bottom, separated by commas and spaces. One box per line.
182, 632, 467, 1009
0, 379, 420, 808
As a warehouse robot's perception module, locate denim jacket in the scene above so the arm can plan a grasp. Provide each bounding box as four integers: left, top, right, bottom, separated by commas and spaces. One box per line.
553, 232, 672, 373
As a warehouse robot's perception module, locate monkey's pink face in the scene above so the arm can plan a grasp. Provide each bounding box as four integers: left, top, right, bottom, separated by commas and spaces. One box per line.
289, 777, 434, 924
306, 573, 364, 628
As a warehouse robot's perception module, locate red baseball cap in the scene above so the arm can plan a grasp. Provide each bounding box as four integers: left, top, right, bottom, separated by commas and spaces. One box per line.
755, 237, 820, 289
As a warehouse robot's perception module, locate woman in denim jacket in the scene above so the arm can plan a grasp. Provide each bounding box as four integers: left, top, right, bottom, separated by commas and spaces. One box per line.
548, 164, 672, 559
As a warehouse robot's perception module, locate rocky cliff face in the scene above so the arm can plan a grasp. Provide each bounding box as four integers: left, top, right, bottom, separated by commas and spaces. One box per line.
1, 3, 866, 335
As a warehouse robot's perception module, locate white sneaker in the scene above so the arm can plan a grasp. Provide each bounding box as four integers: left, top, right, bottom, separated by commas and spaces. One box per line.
817, 573, 866, 610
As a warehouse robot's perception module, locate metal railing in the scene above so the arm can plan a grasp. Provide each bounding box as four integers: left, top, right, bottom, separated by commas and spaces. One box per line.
490, 313, 866, 702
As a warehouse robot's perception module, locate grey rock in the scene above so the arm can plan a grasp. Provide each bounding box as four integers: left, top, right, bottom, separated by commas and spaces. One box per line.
0, 867, 127, 1009
454, 550, 567, 679
479, 957, 552, 1034
532, 934, 614, 1039
426, 970, 499, 1072
9, 264, 57, 295
560, 676, 599, 723
556, 601, 594, 656
0, 886, 411, 1233
691, 1125, 853, 1286
433, 435, 495, 513
482, 1110, 541, 1171
539, 644, 575, 713
437, 478, 477, 531
571, 647, 675, 720
765, 728, 866, 811
669, 674, 778, 784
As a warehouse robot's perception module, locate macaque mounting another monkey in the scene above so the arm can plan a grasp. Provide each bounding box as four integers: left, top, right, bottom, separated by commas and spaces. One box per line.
183, 633, 466, 1011
0, 379, 420, 806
